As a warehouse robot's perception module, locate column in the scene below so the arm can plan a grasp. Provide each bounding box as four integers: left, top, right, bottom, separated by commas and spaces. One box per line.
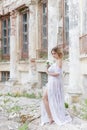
16, 12, 20, 81
28, 3, 38, 87
0, 19, 2, 60
10, 11, 17, 81
69, 0, 82, 94
48, 0, 59, 60
29, 3, 36, 59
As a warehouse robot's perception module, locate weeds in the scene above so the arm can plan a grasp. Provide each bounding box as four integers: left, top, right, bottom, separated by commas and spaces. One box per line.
18, 123, 28, 130
7, 105, 22, 113
3, 98, 11, 104
64, 102, 69, 108
80, 99, 87, 120
5, 92, 42, 99
6, 92, 37, 99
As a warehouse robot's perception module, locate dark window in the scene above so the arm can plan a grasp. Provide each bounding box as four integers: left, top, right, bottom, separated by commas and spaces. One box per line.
41, 72, 48, 87
21, 12, 29, 58
2, 17, 10, 59
42, 3, 48, 50
1, 71, 10, 82
64, 0, 69, 44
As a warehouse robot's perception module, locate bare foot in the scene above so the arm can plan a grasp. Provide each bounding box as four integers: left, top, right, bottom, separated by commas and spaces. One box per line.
49, 119, 54, 124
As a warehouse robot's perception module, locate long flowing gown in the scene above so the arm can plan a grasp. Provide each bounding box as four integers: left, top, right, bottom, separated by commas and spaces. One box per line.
41, 63, 72, 126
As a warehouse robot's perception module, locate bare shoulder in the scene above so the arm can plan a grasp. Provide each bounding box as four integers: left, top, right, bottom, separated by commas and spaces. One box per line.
57, 59, 62, 68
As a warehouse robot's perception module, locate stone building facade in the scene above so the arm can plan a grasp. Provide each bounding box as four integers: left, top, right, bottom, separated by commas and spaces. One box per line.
0, 0, 87, 102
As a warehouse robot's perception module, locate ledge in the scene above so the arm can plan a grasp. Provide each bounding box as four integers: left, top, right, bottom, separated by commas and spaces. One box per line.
19, 60, 29, 64
80, 54, 87, 59
36, 59, 46, 63
0, 61, 10, 64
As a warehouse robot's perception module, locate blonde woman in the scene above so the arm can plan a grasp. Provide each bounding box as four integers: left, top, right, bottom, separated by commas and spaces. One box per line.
41, 46, 72, 126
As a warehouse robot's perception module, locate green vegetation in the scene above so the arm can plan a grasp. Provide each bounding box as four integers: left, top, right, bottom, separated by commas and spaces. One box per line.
72, 105, 77, 113
3, 98, 11, 104
22, 93, 36, 98
70, 99, 87, 120
64, 102, 69, 108
18, 123, 28, 130
5, 92, 42, 99
37, 92, 42, 99
80, 99, 87, 120
7, 105, 22, 113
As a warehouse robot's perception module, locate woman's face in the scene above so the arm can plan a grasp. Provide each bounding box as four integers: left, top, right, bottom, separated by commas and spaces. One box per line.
51, 51, 58, 59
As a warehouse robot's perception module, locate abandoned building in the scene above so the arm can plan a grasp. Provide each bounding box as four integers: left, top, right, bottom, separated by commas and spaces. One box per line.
0, 0, 87, 103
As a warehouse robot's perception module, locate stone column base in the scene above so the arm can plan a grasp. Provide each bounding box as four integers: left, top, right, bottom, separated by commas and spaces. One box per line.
68, 92, 82, 103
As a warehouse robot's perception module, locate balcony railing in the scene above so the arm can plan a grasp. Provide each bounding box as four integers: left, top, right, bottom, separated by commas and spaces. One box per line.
79, 34, 87, 55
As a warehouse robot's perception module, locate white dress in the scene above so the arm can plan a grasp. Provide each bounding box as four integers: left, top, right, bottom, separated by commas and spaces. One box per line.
41, 63, 72, 126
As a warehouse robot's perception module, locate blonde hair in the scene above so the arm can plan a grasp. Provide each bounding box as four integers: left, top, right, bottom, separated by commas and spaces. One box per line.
51, 46, 63, 59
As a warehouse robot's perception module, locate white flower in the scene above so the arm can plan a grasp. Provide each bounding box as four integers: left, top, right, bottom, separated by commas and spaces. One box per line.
45, 60, 54, 68
46, 60, 53, 65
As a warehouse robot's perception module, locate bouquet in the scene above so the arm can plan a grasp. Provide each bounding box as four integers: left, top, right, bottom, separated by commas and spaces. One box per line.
46, 60, 53, 69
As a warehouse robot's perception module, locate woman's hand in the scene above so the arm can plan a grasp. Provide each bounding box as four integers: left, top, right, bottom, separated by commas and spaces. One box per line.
47, 64, 50, 69
46, 70, 59, 77
46, 69, 49, 75
49, 72, 59, 77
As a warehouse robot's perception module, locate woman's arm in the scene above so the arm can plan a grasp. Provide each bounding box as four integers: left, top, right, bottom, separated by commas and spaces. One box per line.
46, 70, 59, 77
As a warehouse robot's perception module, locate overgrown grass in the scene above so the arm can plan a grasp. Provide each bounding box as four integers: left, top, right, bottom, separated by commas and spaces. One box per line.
5, 92, 37, 98
0, 94, 2, 96
70, 99, 87, 120
64, 102, 69, 108
7, 105, 22, 113
3, 98, 11, 104
80, 99, 87, 120
23, 93, 36, 98
18, 123, 28, 130
0, 89, 42, 99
